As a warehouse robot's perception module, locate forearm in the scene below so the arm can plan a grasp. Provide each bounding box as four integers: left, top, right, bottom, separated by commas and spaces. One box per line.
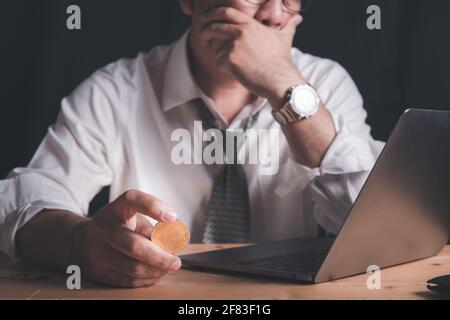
267, 72, 336, 168
15, 210, 89, 271
280, 105, 336, 167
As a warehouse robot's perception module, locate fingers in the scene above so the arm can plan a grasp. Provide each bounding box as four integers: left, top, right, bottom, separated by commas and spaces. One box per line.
215, 41, 234, 65
202, 6, 251, 25
104, 246, 169, 280
282, 14, 303, 35
81, 216, 181, 288
200, 22, 240, 47
102, 268, 161, 288
135, 213, 154, 239
107, 190, 177, 223
107, 227, 182, 271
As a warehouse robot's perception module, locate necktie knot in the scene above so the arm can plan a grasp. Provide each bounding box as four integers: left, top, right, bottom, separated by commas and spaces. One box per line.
198, 99, 260, 166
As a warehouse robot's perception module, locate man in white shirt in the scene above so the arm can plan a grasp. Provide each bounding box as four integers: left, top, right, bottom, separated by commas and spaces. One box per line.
0, 0, 383, 287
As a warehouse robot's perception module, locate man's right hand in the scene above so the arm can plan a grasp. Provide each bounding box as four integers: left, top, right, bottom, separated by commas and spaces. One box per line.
79, 190, 182, 288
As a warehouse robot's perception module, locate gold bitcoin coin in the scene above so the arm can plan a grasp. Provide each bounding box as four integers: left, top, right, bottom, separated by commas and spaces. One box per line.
151, 219, 190, 254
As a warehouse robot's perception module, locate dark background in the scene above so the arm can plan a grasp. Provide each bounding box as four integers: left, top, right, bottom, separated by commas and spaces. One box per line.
1, 0, 449, 212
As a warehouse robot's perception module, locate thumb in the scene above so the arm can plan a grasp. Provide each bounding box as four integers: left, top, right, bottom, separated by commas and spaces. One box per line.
283, 14, 303, 35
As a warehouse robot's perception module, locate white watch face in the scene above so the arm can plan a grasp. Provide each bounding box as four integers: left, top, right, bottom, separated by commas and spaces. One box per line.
291, 85, 319, 117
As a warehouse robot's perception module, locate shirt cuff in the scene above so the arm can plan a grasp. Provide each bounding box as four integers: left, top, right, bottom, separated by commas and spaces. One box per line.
319, 112, 382, 175
0, 174, 83, 258
274, 113, 383, 197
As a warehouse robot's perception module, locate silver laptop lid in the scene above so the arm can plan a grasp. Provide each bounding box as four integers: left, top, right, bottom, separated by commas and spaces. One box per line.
316, 109, 450, 283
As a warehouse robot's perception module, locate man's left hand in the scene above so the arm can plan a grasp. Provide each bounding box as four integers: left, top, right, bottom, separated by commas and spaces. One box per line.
200, 6, 305, 104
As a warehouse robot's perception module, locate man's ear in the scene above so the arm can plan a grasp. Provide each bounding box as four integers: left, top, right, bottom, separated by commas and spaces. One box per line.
179, 0, 194, 15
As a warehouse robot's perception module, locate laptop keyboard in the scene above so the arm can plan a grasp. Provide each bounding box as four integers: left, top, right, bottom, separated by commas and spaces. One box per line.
238, 249, 329, 273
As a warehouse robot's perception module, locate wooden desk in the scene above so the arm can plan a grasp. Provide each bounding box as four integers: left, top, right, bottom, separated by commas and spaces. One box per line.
1, 244, 449, 300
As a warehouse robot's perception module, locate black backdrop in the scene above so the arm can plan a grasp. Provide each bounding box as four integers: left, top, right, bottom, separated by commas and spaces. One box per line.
1, 0, 450, 212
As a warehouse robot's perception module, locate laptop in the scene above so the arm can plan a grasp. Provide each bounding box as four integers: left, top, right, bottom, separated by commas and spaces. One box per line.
180, 109, 450, 283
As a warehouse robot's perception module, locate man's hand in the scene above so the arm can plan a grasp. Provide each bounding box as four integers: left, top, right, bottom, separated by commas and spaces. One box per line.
79, 190, 182, 288
200, 6, 304, 104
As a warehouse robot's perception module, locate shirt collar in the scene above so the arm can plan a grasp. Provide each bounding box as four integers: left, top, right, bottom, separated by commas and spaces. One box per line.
161, 29, 200, 112
161, 29, 268, 127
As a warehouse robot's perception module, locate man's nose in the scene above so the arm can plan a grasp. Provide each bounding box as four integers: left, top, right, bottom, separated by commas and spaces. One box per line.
254, 0, 285, 29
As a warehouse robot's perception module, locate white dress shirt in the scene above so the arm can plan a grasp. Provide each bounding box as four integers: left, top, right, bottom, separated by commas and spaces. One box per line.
0, 31, 384, 257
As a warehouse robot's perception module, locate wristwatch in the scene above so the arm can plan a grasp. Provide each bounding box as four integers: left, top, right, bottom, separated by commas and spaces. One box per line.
272, 83, 320, 125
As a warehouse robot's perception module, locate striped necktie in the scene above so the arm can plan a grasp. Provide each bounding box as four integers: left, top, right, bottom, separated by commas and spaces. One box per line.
200, 101, 259, 243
